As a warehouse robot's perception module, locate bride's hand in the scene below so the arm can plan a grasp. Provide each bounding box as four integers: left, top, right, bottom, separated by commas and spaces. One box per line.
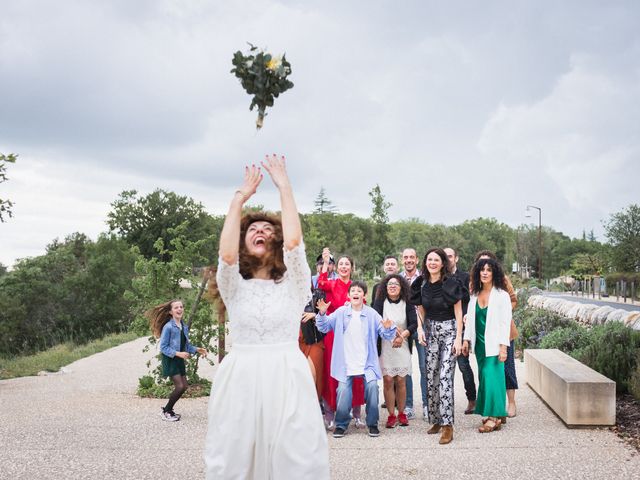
261, 154, 290, 190
238, 164, 263, 202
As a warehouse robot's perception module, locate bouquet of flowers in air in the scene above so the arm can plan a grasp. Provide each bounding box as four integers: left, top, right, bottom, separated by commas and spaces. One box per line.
231, 43, 294, 129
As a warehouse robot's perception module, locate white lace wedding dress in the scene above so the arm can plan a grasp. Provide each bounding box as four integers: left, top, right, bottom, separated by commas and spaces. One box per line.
204, 242, 329, 479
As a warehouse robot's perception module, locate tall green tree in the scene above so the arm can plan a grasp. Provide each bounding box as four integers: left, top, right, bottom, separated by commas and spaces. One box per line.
301, 212, 374, 274
126, 223, 218, 381
0, 153, 17, 222
107, 189, 222, 263
604, 204, 640, 272
313, 187, 337, 214
452, 218, 516, 271
368, 184, 392, 268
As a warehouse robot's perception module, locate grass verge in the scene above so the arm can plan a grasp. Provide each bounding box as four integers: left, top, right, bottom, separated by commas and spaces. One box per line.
0, 331, 141, 380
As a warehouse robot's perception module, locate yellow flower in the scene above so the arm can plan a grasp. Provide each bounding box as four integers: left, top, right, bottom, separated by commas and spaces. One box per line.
266, 55, 282, 72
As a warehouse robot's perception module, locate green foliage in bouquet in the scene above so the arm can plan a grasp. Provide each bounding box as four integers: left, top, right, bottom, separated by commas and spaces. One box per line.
231, 43, 294, 129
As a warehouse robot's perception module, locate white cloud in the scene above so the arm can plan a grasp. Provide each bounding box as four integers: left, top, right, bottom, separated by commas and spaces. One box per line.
478, 51, 640, 234
1, 1, 639, 266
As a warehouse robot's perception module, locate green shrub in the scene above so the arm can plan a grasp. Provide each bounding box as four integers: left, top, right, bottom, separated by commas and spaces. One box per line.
515, 287, 531, 309
539, 324, 591, 353
138, 375, 155, 389
629, 351, 640, 401
515, 307, 571, 351
137, 374, 211, 398
605, 272, 640, 284
527, 279, 545, 289
576, 322, 640, 393
548, 283, 567, 292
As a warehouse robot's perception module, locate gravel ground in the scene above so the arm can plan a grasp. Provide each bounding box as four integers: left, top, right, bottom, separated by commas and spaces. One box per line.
1, 337, 638, 479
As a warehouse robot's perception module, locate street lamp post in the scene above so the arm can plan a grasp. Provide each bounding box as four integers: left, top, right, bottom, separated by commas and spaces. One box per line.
526, 205, 542, 282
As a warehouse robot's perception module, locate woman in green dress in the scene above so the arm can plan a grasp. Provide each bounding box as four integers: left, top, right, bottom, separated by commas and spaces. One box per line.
462, 258, 512, 433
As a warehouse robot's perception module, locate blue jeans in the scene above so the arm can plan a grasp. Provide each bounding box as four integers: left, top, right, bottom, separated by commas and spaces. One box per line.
336, 376, 379, 430
406, 329, 428, 409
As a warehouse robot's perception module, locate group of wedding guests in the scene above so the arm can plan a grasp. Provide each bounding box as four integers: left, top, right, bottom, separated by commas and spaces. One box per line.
298, 245, 519, 442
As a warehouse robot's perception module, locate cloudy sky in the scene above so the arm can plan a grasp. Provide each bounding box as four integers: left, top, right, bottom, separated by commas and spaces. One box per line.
1, 0, 639, 267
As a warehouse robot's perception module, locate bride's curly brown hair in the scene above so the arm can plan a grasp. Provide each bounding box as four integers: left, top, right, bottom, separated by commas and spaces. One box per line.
238, 211, 287, 281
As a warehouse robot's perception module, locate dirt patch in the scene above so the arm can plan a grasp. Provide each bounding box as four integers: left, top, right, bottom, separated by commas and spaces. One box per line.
612, 393, 640, 452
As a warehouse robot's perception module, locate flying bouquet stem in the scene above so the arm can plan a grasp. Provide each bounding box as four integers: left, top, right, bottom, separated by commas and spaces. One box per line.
231, 43, 294, 129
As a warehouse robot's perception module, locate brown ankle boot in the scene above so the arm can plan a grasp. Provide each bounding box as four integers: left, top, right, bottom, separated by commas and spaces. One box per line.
427, 424, 441, 434
439, 425, 453, 444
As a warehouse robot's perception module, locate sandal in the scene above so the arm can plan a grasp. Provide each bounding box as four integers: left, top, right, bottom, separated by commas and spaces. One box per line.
478, 418, 502, 433
482, 416, 506, 425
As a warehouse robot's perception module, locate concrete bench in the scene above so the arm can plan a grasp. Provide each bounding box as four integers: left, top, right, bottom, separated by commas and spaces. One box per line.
525, 349, 616, 426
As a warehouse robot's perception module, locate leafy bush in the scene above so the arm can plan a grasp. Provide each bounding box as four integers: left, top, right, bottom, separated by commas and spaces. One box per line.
629, 351, 640, 401
515, 307, 571, 351
0, 234, 137, 356
528, 280, 545, 290
576, 322, 640, 393
137, 373, 211, 398
548, 283, 567, 292
539, 324, 592, 354
138, 375, 155, 389
606, 272, 640, 284
515, 287, 531, 309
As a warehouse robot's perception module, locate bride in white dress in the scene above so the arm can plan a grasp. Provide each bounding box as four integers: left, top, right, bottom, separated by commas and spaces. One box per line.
205, 155, 329, 479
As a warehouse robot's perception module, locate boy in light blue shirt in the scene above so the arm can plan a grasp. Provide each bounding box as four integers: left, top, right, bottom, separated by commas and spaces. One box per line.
316, 280, 397, 437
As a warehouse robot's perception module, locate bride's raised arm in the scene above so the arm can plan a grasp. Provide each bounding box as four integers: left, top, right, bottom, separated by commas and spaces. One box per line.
261, 154, 302, 251
218, 165, 263, 265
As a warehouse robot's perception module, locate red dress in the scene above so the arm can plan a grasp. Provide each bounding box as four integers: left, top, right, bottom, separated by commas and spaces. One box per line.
317, 272, 365, 411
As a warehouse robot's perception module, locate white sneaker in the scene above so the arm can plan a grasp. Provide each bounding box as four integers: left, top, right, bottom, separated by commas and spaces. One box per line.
160, 409, 179, 422
325, 420, 335, 431
405, 407, 415, 420
423, 406, 429, 421
354, 417, 365, 429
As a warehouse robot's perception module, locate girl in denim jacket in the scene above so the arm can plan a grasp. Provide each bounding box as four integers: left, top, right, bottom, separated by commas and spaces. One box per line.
147, 299, 207, 421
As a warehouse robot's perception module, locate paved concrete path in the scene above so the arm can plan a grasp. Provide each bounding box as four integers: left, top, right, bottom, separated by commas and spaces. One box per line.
2, 338, 638, 479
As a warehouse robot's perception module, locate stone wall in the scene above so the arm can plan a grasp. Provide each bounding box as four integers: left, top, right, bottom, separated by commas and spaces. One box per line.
527, 295, 640, 331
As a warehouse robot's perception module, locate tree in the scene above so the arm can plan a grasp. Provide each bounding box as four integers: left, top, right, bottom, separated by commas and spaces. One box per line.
570, 252, 608, 277
301, 212, 374, 273
126, 223, 218, 385
452, 218, 516, 271
107, 189, 221, 263
0, 153, 17, 222
368, 184, 392, 268
313, 187, 337, 214
604, 204, 640, 272
0, 233, 137, 356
